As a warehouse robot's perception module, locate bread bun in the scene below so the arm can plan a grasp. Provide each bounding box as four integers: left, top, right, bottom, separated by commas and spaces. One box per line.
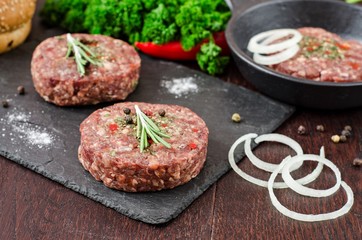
0, 20, 31, 53
0, 0, 36, 53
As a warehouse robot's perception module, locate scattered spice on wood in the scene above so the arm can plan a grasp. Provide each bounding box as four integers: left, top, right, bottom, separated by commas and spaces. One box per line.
231, 113, 242, 123
331, 135, 340, 143
2, 100, 9, 108
352, 158, 362, 166
17, 85, 25, 95
316, 125, 325, 132
341, 129, 351, 137
297, 125, 306, 135
339, 135, 347, 143
344, 125, 352, 132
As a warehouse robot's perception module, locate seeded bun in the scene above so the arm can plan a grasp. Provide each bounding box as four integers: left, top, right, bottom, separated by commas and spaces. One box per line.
0, 0, 36, 53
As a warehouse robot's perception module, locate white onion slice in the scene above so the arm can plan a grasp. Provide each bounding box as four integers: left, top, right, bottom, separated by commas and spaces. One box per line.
228, 134, 324, 189
268, 156, 354, 222
247, 29, 302, 54
244, 133, 304, 173
282, 154, 341, 197
253, 44, 300, 65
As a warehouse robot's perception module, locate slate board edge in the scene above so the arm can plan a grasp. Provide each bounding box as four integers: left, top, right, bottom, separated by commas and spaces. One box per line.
0, 106, 294, 225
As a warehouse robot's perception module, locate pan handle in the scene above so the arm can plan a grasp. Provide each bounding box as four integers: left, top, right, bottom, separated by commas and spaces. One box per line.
226, 0, 270, 13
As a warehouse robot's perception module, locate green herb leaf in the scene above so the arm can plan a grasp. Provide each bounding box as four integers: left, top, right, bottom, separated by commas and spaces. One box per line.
66, 33, 101, 76
196, 41, 229, 75
135, 105, 171, 152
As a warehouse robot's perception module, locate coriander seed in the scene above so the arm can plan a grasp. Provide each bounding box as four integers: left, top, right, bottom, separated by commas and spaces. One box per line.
339, 135, 347, 143
123, 108, 131, 115
297, 125, 306, 135
353, 158, 362, 166
316, 125, 325, 132
331, 135, 340, 143
158, 109, 166, 117
17, 85, 25, 95
341, 130, 351, 137
231, 113, 242, 123
344, 125, 352, 132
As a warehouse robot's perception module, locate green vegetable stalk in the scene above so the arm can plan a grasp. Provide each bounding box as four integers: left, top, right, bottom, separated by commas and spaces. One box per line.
345, 0, 362, 3
40, 0, 231, 75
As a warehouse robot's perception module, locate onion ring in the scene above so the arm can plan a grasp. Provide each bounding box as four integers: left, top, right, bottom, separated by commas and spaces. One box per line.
253, 44, 300, 65
244, 133, 304, 173
247, 29, 302, 54
282, 154, 341, 197
228, 134, 324, 188
268, 156, 354, 222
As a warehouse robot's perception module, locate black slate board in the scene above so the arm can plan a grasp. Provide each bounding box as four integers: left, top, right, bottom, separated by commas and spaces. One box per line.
0, 25, 294, 224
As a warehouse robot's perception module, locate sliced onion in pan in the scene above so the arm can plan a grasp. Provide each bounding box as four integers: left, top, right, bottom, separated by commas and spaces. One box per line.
253, 44, 300, 65
282, 154, 341, 197
244, 133, 304, 173
228, 134, 324, 189
268, 155, 354, 222
247, 29, 302, 54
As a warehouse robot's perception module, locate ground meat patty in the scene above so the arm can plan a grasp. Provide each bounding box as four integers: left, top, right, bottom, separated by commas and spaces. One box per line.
78, 102, 209, 192
31, 34, 140, 106
272, 27, 362, 82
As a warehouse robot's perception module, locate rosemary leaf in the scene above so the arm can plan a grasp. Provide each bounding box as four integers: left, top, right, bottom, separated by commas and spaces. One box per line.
136, 113, 141, 138
66, 33, 101, 76
153, 134, 171, 148
135, 105, 171, 152
141, 112, 161, 131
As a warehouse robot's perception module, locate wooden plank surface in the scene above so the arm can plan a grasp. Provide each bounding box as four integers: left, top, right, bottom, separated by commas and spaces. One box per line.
0, 0, 361, 239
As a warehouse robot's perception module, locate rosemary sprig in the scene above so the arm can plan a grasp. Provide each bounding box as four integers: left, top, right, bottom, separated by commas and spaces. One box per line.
135, 105, 171, 152
66, 33, 101, 76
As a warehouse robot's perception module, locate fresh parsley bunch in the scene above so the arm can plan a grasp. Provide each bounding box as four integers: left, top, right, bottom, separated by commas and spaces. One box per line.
40, 0, 231, 75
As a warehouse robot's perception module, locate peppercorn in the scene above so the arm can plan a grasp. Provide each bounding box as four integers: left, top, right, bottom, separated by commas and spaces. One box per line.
316, 125, 325, 132
331, 135, 340, 143
123, 108, 131, 115
2, 100, 9, 108
17, 85, 25, 95
341, 130, 351, 137
158, 109, 166, 117
339, 135, 347, 143
297, 125, 306, 135
231, 113, 242, 123
344, 125, 352, 132
125, 115, 133, 124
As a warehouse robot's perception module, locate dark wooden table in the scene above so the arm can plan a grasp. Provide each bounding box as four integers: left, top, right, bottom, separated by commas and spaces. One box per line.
1, 1, 361, 239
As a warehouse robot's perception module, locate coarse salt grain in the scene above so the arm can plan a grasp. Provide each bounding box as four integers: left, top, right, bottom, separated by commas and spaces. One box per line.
1, 110, 55, 149
161, 77, 198, 98
27, 130, 53, 146
8, 112, 29, 122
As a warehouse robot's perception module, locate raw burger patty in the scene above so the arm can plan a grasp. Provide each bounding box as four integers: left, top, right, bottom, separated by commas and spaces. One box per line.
31, 34, 140, 106
78, 102, 209, 192
272, 27, 362, 82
